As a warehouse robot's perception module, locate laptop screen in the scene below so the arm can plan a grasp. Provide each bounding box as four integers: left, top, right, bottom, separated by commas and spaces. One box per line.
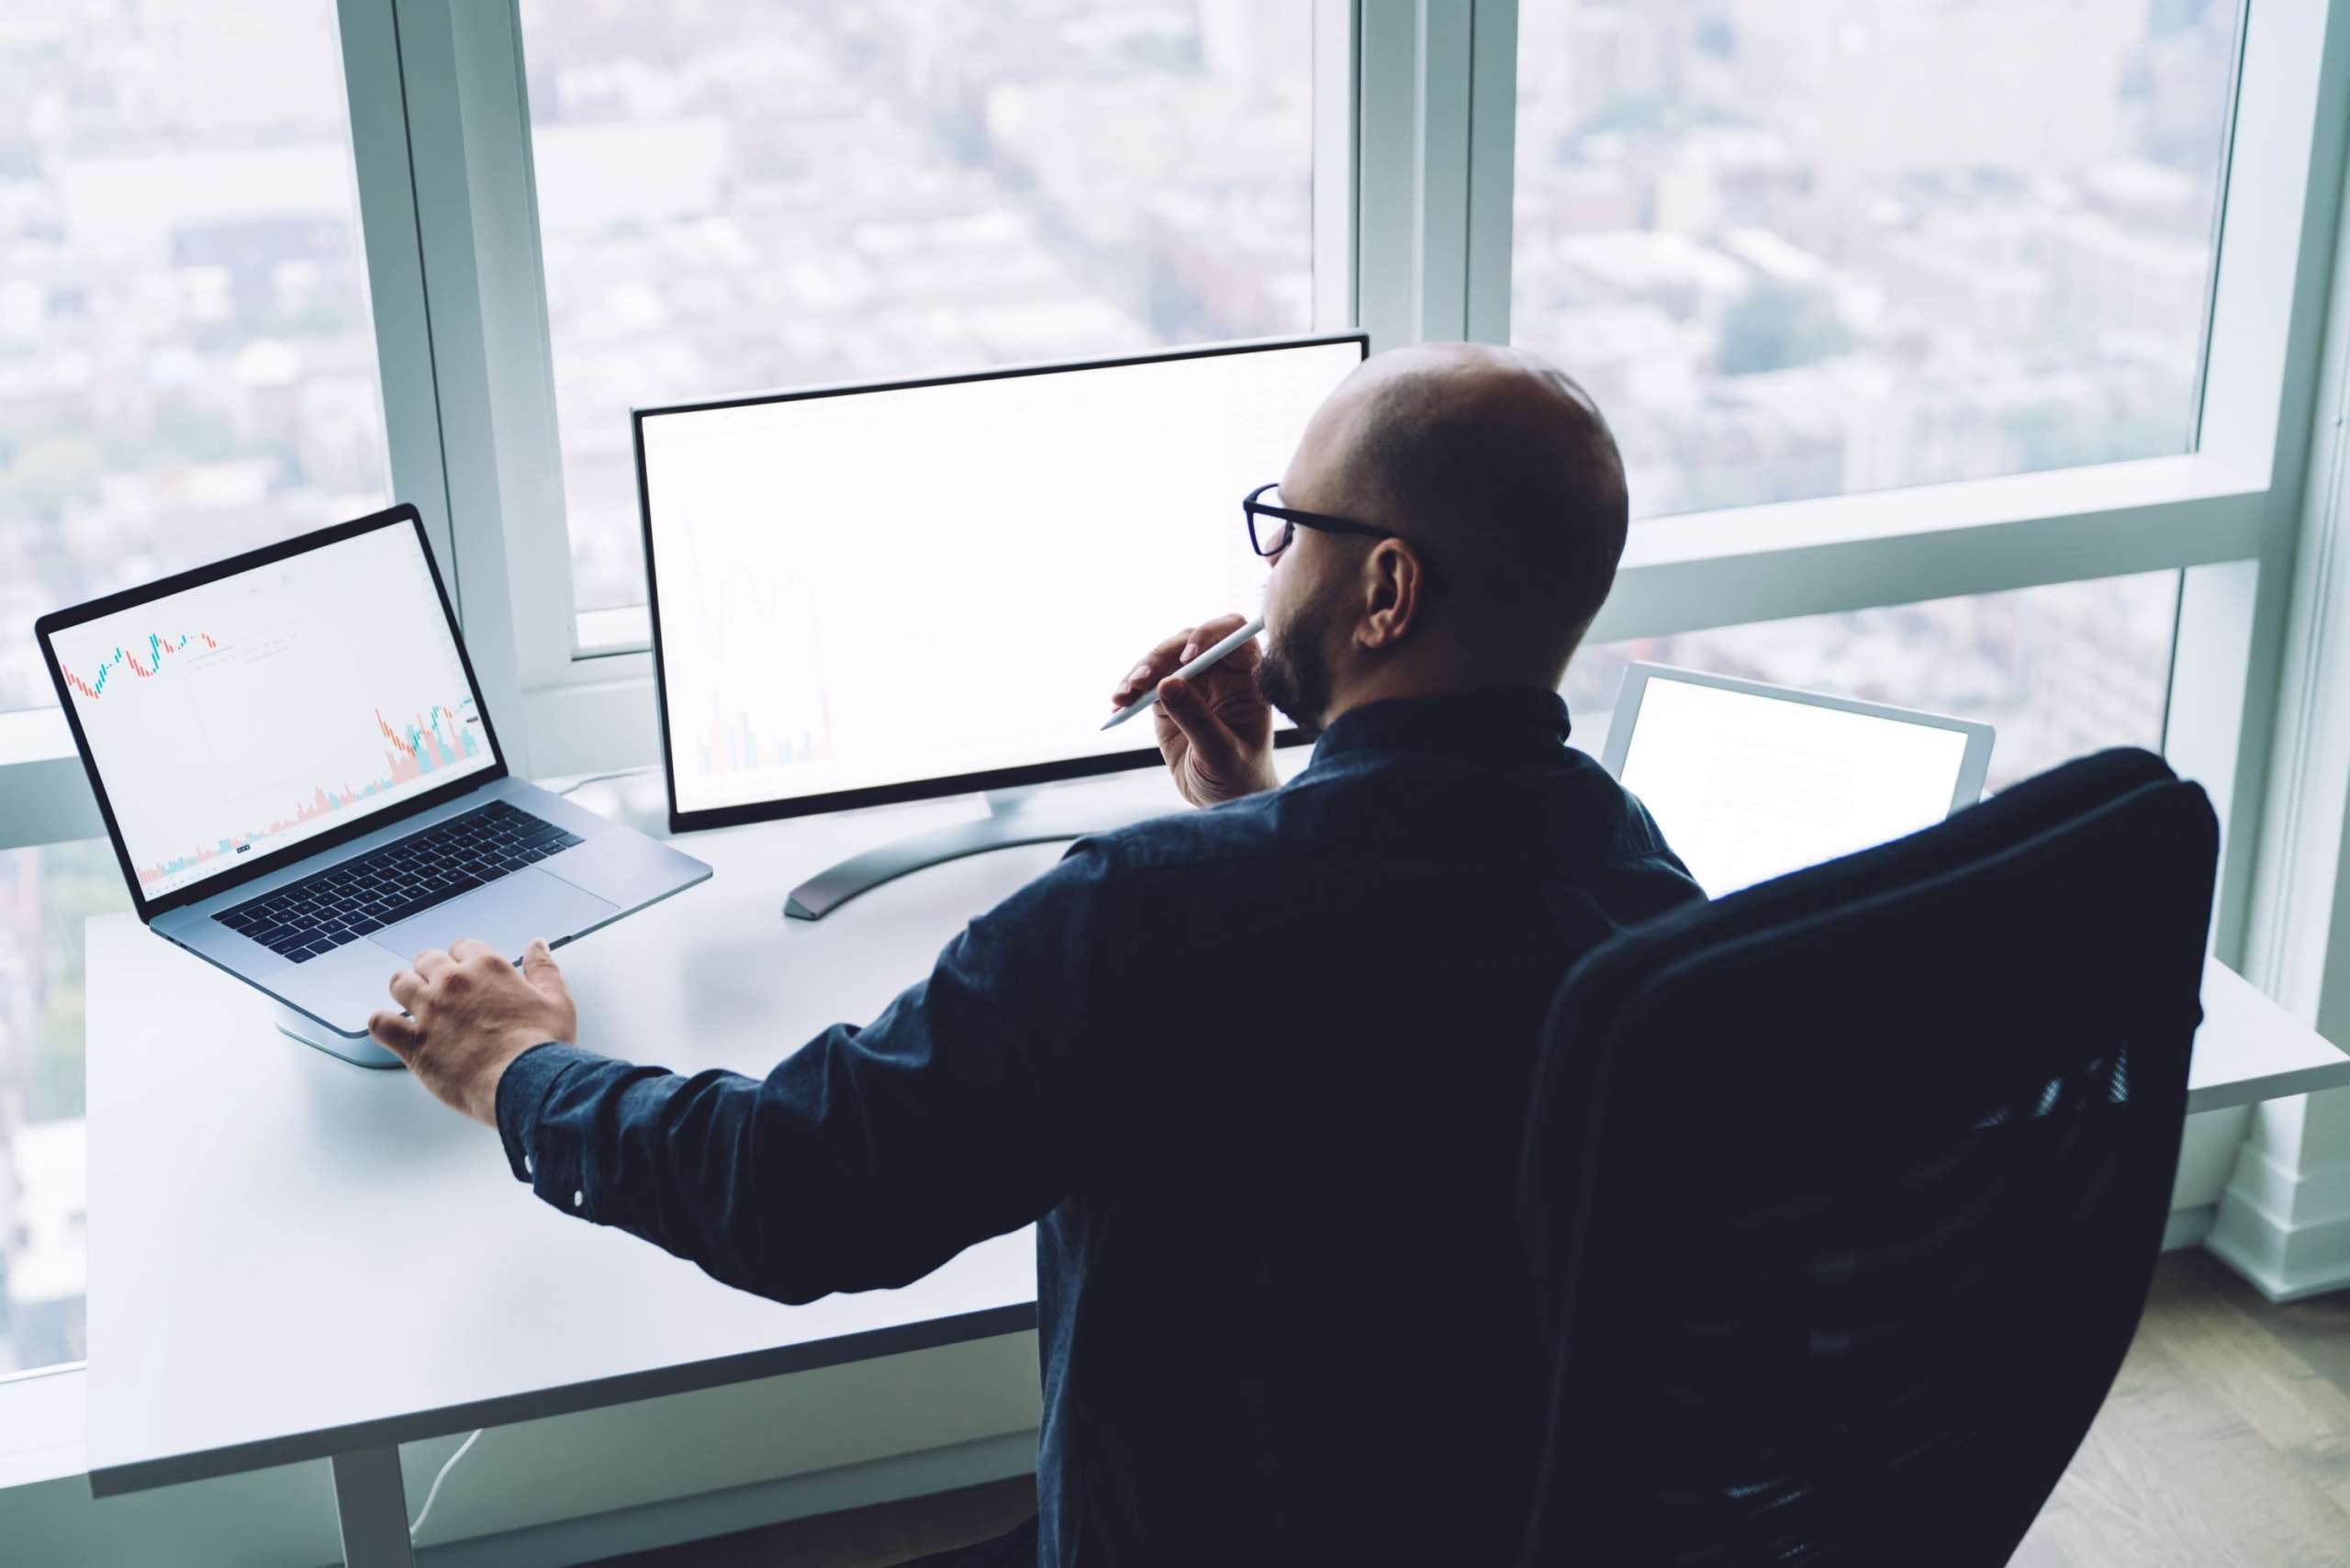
42, 518, 496, 902
1617, 673, 1975, 898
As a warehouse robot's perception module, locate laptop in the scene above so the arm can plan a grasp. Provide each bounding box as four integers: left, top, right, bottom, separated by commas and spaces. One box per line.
36, 503, 711, 1062
1599, 662, 1997, 899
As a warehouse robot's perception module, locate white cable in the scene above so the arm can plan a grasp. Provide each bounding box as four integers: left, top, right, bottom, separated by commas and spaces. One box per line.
556, 764, 658, 798
408, 1428, 484, 1543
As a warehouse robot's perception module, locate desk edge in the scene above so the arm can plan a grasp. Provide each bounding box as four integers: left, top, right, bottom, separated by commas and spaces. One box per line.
2185, 1056, 2350, 1116
86, 1301, 1037, 1498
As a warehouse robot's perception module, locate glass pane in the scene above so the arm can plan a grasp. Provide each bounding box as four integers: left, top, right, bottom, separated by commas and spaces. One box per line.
0, 840, 124, 1373
0, 4, 393, 713
520, 1, 1319, 617
1567, 571, 2178, 795
1512, 1, 2241, 519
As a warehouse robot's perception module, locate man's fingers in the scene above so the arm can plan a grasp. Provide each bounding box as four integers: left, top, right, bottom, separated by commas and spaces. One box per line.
1112, 626, 1201, 705
388, 967, 426, 1012
1151, 700, 1186, 753
521, 937, 571, 1003
1157, 677, 1237, 766
447, 935, 497, 964
1181, 612, 1249, 661
366, 1009, 422, 1058
1198, 633, 1264, 689
1112, 613, 1250, 706
412, 946, 453, 982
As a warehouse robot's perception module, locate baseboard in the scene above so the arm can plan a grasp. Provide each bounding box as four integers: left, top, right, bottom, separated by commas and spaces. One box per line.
2162, 1204, 2215, 1251
2206, 1186, 2350, 1302
2226, 1138, 2350, 1215
411, 1428, 1038, 1568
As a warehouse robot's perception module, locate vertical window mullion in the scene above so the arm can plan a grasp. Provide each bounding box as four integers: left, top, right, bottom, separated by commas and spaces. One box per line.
339, 0, 458, 582
1313, 0, 1361, 333
1356, 0, 1475, 349
1464, 0, 1518, 344
385, 0, 576, 768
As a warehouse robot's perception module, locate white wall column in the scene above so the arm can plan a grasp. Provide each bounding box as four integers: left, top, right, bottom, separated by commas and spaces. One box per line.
2210, 1090, 2350, 1296
2213, 146, 2350, 1301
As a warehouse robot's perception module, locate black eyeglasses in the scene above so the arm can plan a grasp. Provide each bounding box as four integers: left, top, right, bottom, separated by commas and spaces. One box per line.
1242, 481, 1397, 559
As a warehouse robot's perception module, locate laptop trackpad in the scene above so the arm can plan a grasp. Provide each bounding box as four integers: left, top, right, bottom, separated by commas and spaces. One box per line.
367, 869, 618, 966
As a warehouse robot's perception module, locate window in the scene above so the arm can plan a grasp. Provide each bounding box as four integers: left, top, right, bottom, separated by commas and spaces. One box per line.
0, 839, 120, 1373
1568, 571, 2178, 793
0, 2, 393, 714
1511, 0, 2243, 519
518, 0, 1320, 621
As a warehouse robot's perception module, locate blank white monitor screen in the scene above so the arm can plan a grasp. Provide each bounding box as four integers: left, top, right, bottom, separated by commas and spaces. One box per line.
641, 337, 1364, 816
1617, 675, 1974, 898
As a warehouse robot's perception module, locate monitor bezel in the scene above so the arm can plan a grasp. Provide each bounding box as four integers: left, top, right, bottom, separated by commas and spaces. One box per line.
33, 503, 510, 923
635, 331, 1368, 834
1598, 660, 1998, 817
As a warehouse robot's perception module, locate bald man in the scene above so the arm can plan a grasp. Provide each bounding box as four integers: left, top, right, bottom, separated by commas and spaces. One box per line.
371, 344, 1702, 1567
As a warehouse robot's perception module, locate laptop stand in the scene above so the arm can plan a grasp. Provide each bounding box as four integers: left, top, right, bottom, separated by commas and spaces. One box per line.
274, 1002, 404, 1070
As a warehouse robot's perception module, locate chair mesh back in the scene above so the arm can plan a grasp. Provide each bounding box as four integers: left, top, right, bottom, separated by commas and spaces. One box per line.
1519, 755, 2215, 1568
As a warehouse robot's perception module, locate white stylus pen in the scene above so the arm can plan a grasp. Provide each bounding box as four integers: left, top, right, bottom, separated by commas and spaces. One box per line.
1100, 616, 1264, 732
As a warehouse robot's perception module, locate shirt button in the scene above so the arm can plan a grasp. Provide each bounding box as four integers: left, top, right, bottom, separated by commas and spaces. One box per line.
572, 1190, 585, 1208
523, 1156, 533, 1176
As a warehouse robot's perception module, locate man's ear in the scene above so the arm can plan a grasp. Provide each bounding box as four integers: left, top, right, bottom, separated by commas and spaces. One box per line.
1357, 539, 1427, 650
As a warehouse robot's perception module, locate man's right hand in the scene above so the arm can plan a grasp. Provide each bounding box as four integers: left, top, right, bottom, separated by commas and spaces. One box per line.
1112, 612, 1278, 809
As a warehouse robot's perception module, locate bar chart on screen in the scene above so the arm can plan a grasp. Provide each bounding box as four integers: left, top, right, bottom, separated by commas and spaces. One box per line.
379, 700, 484, 781
47, 524, 496, 900
653, 519, 842, 795
698, 690, 832, 776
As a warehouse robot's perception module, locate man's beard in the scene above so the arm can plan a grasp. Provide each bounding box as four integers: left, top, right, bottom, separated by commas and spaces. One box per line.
1258, 589, 1341, 734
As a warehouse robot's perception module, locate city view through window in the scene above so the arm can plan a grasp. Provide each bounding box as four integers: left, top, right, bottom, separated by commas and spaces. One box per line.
520, 0, 1318, 616
1518, 0, 2234, 792
0, 0, 2235, 1376
1514, 0, 2239, 514
0, 5, 390, 716
0, 2, 385, 1375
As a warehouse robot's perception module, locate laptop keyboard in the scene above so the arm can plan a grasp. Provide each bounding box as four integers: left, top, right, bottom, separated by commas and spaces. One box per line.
212, 801, 584, 964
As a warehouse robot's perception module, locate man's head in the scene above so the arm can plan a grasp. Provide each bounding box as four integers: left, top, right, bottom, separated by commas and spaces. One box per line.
1255, 342, 1628, 730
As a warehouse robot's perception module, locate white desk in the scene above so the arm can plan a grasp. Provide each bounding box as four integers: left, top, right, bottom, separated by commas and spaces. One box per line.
2187, 959, 2350, 1113
84, 773, 1189, 1566
80, 770, 2350, 1565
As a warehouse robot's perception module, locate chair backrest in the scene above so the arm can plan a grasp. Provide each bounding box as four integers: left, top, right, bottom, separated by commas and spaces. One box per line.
1516, 747, 2217, 1568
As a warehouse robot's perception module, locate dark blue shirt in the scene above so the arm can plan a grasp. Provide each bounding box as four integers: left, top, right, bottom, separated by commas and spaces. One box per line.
498, 689, 1700, 1565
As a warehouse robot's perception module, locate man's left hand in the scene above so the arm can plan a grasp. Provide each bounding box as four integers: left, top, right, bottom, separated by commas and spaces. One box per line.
369, 936, 578, 1126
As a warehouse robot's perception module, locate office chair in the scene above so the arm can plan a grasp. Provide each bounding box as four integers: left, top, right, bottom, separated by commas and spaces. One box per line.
1516, 747, 2218, 1568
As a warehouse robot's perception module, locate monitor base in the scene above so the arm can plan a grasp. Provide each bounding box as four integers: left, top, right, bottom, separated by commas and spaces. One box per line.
274, 1003, 405, 1070
786, 789, 1156, 921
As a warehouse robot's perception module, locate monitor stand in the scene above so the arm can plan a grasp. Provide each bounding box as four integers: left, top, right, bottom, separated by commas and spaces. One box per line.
786, 786, 1158, 921
274, 1002, 404, 1070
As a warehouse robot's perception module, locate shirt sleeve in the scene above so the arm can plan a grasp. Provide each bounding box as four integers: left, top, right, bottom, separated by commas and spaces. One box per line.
493, 840, 1120, 1305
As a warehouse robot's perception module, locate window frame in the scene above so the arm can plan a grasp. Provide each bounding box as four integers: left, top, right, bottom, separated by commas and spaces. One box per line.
0, 0, 2339, 972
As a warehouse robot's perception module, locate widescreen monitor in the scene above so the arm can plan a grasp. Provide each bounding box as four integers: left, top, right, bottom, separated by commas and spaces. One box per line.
637, 334, 1368, 831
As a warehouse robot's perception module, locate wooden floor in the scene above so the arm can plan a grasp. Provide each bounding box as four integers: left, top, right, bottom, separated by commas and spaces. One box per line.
2012, 1249, 2350, 1568
597, 1249, 2350, 1568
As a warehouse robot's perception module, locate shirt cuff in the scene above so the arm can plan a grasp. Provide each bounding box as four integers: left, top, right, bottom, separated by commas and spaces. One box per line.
495, 1041, 603, 1204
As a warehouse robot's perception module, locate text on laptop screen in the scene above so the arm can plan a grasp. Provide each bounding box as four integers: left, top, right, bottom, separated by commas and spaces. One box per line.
1617, 676, 1972, 898
641, 339, 1363, 815
47, 524, 494, 900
